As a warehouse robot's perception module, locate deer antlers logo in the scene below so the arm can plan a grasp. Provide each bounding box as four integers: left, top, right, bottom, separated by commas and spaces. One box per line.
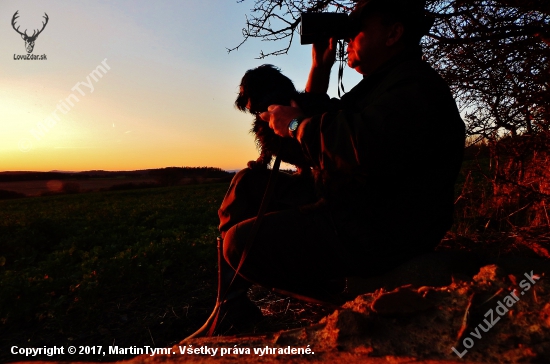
12, 11, 49, 54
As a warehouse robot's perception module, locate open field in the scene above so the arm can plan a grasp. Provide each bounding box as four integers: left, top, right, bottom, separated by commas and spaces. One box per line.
0, 182, 331, 363
0, 184, 226, 362
1, 168, 549, 363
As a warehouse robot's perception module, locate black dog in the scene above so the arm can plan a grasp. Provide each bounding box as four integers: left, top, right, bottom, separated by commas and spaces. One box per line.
235, 64, 312, 174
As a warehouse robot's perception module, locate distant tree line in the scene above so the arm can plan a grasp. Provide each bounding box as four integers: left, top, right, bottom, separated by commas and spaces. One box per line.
149, 167, 234, 186
0, 172, 91, 182
0, 167, 234, 183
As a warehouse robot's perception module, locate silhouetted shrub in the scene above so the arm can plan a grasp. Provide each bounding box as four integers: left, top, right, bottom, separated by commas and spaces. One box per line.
153, 168, 184, 186
0, 189, 26, 200
61, 182, 81, 194
104, 182, 159, 191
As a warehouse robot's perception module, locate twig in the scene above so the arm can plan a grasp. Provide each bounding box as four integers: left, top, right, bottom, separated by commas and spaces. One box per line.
183, 304, 189, 318
147, 327, 156, 347
171, 306, 180, 319
543, 200, 550, 228
506, 202, 533, 218
455, 293, 475, 344
284, 299, 291, 315
480, 288, 504, 306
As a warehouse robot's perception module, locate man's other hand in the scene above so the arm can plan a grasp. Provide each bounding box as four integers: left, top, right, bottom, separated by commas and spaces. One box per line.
306, 38, 336, 94
313, 37, 337, 69
260, 100, 303, 138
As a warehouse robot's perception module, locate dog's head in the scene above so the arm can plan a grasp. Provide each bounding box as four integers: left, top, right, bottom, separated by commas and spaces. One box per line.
236, 64, 297, 115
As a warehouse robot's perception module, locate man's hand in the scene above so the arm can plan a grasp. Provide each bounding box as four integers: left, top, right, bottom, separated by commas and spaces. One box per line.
312, 37, 337, 69
306, 38, 337, 94
260, 100, 303, 138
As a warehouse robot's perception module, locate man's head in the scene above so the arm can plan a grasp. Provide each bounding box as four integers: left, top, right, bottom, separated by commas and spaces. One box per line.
346, 0, 432, 75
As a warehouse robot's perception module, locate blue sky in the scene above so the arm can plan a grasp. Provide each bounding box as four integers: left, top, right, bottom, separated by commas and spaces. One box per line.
0, 0, 361, 171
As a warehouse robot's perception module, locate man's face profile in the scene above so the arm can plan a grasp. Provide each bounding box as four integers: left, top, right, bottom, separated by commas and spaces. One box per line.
346, 13, 404, 76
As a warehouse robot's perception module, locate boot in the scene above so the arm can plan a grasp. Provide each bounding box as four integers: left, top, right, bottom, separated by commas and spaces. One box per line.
184, 237, 263, 340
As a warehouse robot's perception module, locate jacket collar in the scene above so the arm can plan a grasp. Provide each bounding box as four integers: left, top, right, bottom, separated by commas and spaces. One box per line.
341, 47, 422, 105
363, 47, 423, 81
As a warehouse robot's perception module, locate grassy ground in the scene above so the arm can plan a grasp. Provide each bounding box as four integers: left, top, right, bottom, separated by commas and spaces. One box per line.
0, 183, 333, 363
1, 171, 548, 363
0, 184, 226, 362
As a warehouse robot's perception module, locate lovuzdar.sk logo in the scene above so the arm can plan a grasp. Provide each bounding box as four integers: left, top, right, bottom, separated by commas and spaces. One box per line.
12, 10, 48, 60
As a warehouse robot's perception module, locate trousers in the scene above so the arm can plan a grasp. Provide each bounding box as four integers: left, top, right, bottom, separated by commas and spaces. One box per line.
218, 168, 359, 300
218, 168, 441, 301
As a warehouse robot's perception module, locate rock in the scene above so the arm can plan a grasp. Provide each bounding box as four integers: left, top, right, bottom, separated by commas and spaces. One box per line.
472, 264, 507, 285
345, 251, 485, 296
253, 265, 549, 362
370, 286, 433, 315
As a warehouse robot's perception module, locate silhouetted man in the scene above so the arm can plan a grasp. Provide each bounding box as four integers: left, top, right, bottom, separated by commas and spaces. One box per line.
187, 0, 465, 338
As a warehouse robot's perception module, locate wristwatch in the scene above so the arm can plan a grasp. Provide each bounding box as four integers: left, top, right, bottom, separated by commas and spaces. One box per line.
288, 116, 305, 138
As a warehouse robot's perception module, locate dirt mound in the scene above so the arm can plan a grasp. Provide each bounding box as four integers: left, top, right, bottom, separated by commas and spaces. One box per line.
277, 265, 550, 362
171, 263, 550, 363
13, 265, 549, 364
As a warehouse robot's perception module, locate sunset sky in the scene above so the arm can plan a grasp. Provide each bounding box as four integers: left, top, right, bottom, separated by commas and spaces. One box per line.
0, 0, 361, 172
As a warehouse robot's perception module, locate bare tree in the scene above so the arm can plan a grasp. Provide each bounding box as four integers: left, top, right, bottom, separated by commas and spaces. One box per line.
424, 0, 549, 140
229, 1, 356, 57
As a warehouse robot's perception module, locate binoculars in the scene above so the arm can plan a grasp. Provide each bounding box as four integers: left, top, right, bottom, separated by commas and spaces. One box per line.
300, 10, 434, 45
300, 12, 356, 45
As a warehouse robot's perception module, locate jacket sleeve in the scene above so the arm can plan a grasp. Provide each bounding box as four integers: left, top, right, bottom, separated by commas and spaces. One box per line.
298, 71, 464, 183
298, 92, 393, 177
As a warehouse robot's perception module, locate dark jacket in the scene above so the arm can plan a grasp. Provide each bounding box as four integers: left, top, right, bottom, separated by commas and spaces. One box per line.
299, 50, 465, 266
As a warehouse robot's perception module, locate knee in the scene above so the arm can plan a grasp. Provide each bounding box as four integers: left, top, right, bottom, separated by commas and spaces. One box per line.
232, 168, 270, 193
223, 223, 248, 270
220, 168, 265, 217
231, 168, 249, 185
218, 169, 257, 229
